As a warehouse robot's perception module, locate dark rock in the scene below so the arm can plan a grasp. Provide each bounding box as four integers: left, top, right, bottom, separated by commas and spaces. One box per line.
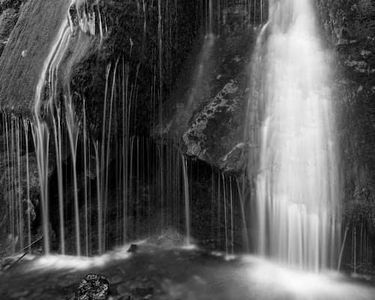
157, 17, 254, 173
127, 244, 138, 253
0, 8, 17, 56
0, 0, 27, 56
0, 0, 73, 115
75, 274, 110, 300
182, 79, 247, 172
315, 0, 375, 269
0, 0, 24, 11
0, 8, 17, 39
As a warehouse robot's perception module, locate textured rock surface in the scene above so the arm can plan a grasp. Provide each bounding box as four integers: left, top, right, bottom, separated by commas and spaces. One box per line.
0, 0, 72, 115
0, 8, 17, 54
316, 0, 375, 197
159, 3, 257, 173
182, 79, 247, 171
315, 0, 375, 270
0, 0, 26, 55
75, 274, 110, 300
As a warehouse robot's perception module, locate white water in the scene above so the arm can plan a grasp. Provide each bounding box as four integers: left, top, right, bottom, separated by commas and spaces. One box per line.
243, 256, 375, 300
253, 0, 339, 271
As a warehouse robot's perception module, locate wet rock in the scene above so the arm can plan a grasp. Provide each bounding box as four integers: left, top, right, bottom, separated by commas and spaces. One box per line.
127, 244, 138, 253
0, 8, 17, 38
75, 274, 110, 300
0, 0, 28, 56
182, 79, 247, 172
315, 0, 375, 268
0, 8, 17, 55
0, 0, 23, 10
155, 1, 255, 173
220, 142, 248, 172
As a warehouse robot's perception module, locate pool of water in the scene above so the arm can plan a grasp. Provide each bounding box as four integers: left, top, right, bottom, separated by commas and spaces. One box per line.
0, 244, 374, 300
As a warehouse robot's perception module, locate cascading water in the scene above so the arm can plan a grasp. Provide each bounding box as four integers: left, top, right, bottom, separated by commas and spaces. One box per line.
251, 0, 340, 271
32, 0, 103, 255
0, 0, 343, 265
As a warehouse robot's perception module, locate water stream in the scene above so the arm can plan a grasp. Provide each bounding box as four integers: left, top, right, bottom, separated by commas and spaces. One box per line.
252, 0, 340, 271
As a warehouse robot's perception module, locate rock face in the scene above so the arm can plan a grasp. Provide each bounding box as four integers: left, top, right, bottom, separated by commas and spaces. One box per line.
0, 0, 72, 115
315, 1, 375, 197
182, 80, 248, 172
315, 0, 375, 184
315, 0, 375, 271
0, 9, 17, 53
0, 0, 26, 56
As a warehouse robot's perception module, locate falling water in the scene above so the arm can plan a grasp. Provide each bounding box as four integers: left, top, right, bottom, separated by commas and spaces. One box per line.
252, 0, 339, 271
24, 120, 32, 253
0, 0, 257, 258
33, 7, 71, 255
65, 96, 81, 256
181, 155, 191, 245
32, 0, 103, 255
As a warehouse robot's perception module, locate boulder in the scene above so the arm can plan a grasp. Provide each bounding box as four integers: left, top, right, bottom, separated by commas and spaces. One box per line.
156, 3, 257, 173
75, 274, 110, 300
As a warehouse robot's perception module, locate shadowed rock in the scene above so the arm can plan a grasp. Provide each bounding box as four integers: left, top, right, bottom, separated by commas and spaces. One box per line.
75, 274, 110, 300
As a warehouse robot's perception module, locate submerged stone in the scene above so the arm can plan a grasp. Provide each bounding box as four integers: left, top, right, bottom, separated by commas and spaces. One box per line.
75, 274, 110, 300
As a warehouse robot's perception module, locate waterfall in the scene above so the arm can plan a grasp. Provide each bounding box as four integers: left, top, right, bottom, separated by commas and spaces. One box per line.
251, 0, 340, 271
31, 0, 102, 255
